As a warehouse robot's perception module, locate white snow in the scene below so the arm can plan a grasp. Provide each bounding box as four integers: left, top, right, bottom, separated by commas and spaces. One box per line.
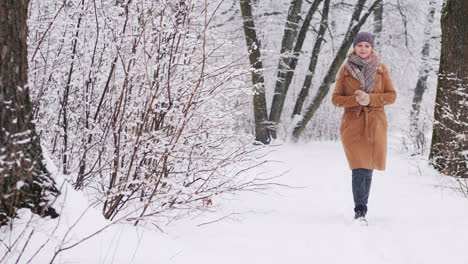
15, 181, 25, 189
2, 141, 468, 264
2, 0, 464, 263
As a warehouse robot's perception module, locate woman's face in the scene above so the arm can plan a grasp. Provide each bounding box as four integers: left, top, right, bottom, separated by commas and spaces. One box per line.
355, 42, 372, 59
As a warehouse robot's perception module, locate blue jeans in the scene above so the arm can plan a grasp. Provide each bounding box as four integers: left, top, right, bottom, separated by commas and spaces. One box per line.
352, 168, 373, 211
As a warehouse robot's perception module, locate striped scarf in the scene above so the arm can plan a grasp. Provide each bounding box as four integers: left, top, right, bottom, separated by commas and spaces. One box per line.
345, 53, 380, 93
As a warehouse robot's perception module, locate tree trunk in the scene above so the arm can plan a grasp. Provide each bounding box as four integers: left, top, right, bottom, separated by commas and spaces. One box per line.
410, 0, 436, 154
373, 1, 383, 44
292, 0, 330, 117
292, 0, 382, 140
268, 0, 303, 138
429, 0, 467, 178
239, 0, 271, 144
0, 0, 59, 225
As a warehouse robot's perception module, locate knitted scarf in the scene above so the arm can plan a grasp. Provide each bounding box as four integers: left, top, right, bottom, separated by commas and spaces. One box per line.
344, 53, 380, 93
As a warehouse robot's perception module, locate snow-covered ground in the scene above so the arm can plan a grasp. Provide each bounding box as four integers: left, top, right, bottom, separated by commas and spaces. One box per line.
2, 141, 468, 264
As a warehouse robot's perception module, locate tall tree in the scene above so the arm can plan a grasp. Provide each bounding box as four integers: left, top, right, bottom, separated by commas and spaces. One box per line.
240, 0, 271, 144
410, 0, 436, 154
292, 0, 330, 117
292, 0, 383, 140
373, 1, 383, 44
0, 0, 59, 225
429, 0, 467, 178
268, 0, 303, 138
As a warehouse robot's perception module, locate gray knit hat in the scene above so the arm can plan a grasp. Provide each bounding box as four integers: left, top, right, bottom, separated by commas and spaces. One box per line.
353, 32, 375, 48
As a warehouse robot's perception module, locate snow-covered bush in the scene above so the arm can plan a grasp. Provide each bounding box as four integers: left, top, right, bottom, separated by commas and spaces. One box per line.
28, 0, 262, 224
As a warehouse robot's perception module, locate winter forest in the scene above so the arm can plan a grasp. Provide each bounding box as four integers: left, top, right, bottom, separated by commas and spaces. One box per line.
1, 0, 467, 263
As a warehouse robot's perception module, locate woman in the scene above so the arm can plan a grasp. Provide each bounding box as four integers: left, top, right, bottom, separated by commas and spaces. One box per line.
331, 32, 397, 224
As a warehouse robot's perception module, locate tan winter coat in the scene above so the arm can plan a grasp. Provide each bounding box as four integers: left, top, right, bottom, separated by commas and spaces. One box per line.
331, 63, 397, 170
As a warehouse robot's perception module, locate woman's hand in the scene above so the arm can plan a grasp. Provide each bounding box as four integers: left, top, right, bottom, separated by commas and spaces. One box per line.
355, 90, 370, 106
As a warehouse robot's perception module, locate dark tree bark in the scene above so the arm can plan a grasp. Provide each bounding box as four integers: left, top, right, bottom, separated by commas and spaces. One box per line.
373, 1, 383, 43
0, 0, 59, 225
292, 0, 330, 117
239, 0, 271, 144
410, 0, 436, 154
268, 0, 303, 139
292, 0, 382, 140
429, 0, 467, 178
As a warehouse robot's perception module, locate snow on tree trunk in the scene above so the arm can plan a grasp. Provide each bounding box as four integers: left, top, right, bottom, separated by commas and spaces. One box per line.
0, 0, 59, 226
292, 0, 330, 118
268, 0, 303, 139
240, 0, 271, 144
373, 1, 383, 43
429, 0, 467, 178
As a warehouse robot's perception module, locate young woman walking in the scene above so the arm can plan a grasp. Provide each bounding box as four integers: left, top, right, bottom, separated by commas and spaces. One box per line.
331, 32, 397, 224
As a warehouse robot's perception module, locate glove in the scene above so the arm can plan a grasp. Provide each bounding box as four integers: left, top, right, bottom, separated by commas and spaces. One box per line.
355, 90, 370, 106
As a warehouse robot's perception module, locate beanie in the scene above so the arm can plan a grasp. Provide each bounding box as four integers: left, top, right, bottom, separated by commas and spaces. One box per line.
353, 32, 375, 48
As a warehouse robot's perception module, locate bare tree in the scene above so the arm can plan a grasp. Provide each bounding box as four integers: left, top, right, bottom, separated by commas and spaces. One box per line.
292, 0, 330, 117
268, 0, 304, 138
373, 0, 383, 43
292, 0, 383, 140
409, 0, 436, 154
240, 0, 271, 144
429, 0, 467, 178
0, 0, 59, 226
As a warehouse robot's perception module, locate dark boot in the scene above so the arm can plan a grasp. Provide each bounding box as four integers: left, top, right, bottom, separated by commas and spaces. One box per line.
354, 205, 367, 219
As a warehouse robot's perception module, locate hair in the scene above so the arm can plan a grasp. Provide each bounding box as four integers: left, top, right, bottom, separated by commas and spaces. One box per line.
346, 46, 380, 58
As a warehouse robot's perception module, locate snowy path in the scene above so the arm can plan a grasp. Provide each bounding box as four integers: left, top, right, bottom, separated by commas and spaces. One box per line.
4, 142, 468, 264
147, 141, 468, 264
